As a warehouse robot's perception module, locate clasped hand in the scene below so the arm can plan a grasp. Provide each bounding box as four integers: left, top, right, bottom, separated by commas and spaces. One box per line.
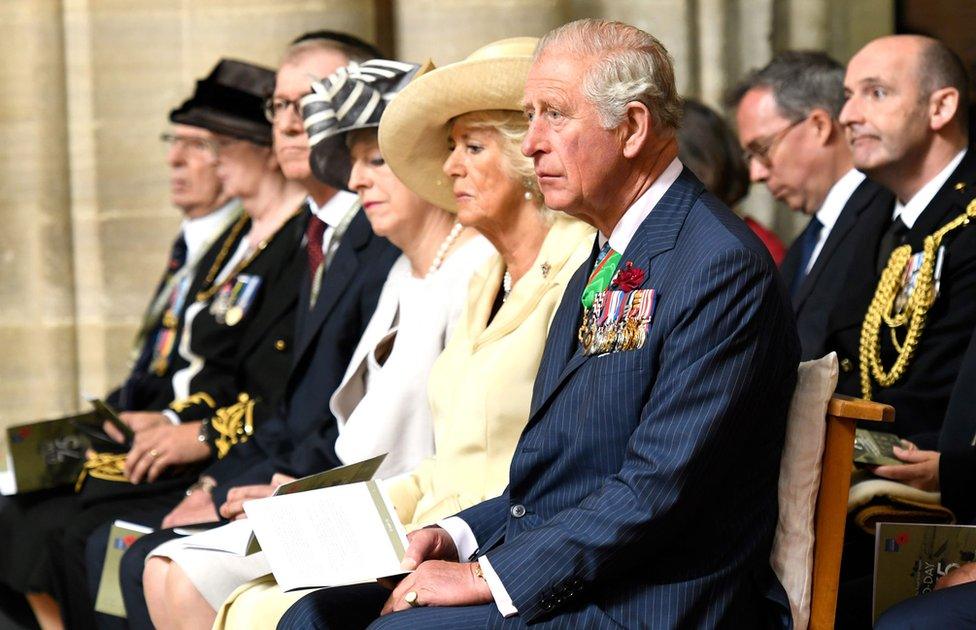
112, 412, 210, 484
379, 527, 492, 615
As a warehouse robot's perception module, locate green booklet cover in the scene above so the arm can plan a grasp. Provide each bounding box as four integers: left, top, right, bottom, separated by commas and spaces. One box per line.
854, 428, 904, 466
4, 411, 98, 494
94, 521, 153, 618
873, 522, 976, 622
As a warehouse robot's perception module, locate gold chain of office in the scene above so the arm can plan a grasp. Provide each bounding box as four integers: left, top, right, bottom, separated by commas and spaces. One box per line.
859, 197, 976, 400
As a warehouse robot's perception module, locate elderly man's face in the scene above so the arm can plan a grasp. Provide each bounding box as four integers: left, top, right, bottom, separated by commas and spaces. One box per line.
521, 50, 624, 218
839, 38, 931, 177
166, 123, 223, 216
272, 48, 349, 183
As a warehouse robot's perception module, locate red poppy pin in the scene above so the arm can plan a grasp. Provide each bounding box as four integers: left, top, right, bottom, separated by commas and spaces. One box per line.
611, 261, 645, 291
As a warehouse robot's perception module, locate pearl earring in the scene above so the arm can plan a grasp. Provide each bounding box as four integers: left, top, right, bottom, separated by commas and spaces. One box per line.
524, 190, 533, 201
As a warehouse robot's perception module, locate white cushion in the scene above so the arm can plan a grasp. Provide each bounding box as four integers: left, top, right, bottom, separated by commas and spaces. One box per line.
770, 352, 838, 630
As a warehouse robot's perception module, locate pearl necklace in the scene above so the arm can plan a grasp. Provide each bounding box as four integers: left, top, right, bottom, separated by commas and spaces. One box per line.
502, 271, 513, 302
426, 221, 464, 277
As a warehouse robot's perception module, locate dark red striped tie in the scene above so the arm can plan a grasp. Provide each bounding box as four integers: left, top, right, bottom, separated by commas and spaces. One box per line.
306, 214, 327, 277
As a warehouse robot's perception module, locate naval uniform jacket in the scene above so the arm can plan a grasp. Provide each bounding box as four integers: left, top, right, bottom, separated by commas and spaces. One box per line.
450, 170, 800, 628
780, 179, 891, 361
203, 208, 399, 508
827, 149, 976, 443
78, 209, 306, 503
107, 204, 242, 412
162, 209, 306, 424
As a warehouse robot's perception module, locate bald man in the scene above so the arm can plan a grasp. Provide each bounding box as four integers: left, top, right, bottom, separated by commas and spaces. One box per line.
830, 35, 975, 442
831, 35, 976, 629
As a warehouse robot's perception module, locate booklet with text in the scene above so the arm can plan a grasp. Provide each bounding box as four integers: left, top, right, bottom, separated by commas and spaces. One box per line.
181, 454, 387, 556
873, 522, 976, 622
244, 479, 409, 591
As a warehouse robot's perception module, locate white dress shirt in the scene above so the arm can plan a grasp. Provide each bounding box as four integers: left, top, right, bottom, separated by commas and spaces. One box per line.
161, 200, 240, 424
440, 156, 685, 617
598, 157, 684, 251
182, 199, 240, 263
894, 148, 967, 229
805, 168, 866, 273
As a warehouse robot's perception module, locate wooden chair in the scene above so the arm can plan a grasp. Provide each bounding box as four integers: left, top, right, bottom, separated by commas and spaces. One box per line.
809, 394, 894, 629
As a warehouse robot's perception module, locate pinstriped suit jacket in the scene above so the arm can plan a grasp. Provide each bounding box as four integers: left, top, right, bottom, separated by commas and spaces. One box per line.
457, 170, 800, 628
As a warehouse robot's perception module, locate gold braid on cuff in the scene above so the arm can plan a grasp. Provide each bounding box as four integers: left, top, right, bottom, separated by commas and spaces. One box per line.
75, 452, 128, 491
210, 394, 255, 459
169, 392, 218, 413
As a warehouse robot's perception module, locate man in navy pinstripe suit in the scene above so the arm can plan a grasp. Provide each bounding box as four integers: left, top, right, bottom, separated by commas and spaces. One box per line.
280, 18, 800, 630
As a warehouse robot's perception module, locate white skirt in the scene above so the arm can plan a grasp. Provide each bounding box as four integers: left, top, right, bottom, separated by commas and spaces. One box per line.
148, 532, 272, 609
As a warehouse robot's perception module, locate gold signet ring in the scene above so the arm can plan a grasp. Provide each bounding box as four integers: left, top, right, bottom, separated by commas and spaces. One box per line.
149, 449, 159, 458
404, 591, 420, 607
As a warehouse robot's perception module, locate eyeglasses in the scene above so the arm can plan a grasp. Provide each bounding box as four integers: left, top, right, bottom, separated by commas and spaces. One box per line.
742, 117, 806, 167
160, 133, 242, 157
160, 132, 219, 156
263, 96, 306, 123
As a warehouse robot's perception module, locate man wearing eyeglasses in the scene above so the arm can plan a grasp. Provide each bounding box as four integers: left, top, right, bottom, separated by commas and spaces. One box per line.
108, 125, 240, 413
729, 51, 892, 361
94, 30, 399, 630
0, 82, 244, 630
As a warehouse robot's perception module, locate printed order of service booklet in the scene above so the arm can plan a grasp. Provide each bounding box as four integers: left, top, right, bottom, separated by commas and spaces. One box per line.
243, 456, 409, 592
873, 522, 976, 622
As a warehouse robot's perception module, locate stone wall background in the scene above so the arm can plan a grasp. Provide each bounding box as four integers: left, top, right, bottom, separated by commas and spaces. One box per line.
0, 0, 892, 428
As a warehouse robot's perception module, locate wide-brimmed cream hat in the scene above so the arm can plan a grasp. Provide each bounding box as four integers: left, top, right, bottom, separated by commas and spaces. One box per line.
378, 37, 538, 212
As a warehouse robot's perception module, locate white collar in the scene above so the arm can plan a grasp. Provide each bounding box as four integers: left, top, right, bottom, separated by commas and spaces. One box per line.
815, 168, 866, 231
602, 157, 683, 252
308, 190, 359, 228
181, 199, 239, 261
894, 148, 967, 229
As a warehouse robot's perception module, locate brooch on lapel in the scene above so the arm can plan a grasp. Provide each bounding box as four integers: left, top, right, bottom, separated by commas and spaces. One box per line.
578, 261, 655, 355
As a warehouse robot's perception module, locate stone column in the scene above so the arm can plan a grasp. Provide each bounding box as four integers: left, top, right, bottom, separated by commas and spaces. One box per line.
393, 0, 564, 64
0, 1, 78, 425
61, 0, 377, 406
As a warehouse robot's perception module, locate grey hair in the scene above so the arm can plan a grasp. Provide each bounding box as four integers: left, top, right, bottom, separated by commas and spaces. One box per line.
451, 110, 550, 215
536, 19, 682, 133
726, 51, 846, 120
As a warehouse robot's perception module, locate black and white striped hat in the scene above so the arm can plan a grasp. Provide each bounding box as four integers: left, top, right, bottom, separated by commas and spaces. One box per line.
301, 59, 433, 190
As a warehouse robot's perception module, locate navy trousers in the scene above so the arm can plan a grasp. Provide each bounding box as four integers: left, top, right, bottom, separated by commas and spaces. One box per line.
876, 581, 976, 629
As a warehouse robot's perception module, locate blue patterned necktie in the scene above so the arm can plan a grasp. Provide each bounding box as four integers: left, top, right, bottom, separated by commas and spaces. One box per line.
792, 216, 823, 296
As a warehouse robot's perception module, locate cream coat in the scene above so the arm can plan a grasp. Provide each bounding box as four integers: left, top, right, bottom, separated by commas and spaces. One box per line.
212, 216, 595, 629
386, 215, 595, 528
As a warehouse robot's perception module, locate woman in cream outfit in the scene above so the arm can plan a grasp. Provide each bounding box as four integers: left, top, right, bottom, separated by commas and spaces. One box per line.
207, 37, 594, 630
199, 38, 594, 628
141, 60, 493, 630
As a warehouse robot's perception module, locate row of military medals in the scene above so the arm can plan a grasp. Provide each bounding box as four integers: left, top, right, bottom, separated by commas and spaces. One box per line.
150, 276, 191, 376
210, 273, 262, 326
579, 287, 656, 355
